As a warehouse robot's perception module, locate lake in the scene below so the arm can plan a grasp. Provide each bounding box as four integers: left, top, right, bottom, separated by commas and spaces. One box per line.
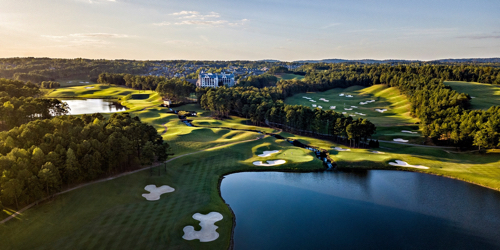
221, 170, 500, 250
62, 99, 128, 115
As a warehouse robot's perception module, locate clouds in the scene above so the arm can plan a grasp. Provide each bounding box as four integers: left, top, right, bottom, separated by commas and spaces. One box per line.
154, 11, 248, 27
457, 32, 500, 40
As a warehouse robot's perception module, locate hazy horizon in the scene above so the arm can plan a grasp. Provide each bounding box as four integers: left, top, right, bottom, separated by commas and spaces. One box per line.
1, 0, 499, 61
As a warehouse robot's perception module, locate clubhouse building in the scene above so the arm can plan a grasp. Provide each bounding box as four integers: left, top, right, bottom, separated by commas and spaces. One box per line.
196, 72, 235, 88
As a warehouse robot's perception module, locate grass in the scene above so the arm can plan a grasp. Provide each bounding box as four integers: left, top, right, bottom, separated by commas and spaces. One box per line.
0, 137, 322, 250
444, 81, 500, 110
46, 84, 153, 100
284, 84, 423, 142
2, 84, 500, 249
58, 79, 95, 87
275, 73, 305, 81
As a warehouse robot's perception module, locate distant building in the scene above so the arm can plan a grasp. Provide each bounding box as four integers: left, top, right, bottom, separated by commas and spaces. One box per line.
196, 72, 235, 88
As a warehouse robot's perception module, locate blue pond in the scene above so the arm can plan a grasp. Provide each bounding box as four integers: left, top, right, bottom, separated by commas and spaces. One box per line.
220, 170, 500, 250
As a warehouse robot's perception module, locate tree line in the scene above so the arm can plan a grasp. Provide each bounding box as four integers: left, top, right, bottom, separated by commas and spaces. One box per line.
0, 78, 68, 131
0, 113, 170, 210
199, 86, 377, 147
97, 73, 195, 103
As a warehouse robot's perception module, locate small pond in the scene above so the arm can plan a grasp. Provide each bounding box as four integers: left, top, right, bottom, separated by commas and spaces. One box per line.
221, 170, 500, 249
62, 99, 128, 115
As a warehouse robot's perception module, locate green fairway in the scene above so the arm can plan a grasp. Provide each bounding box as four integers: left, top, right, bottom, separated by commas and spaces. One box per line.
284, 84, 422, 142
58, 79, 95, 87
47, 84, 154, 101
276, 73, 305, 81
444, 81, 500, 110
0, 137, 322, 250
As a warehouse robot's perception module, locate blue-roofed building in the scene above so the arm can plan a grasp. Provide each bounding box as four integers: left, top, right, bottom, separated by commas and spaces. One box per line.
196, 72, 235, 88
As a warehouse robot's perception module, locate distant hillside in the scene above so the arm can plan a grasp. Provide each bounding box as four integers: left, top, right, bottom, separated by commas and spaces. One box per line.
292, 58, 500, 64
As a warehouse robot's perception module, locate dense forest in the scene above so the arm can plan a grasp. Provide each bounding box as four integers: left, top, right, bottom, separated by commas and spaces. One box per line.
0, 78, 68, 130
0, 113, 169, 209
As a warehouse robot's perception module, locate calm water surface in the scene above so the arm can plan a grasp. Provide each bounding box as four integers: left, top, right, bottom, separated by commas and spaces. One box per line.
62, 99, 128, 115
221, 170, 500, 250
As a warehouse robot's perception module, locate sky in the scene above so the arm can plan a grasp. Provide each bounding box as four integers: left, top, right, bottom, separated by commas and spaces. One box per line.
0, 0, 499, 61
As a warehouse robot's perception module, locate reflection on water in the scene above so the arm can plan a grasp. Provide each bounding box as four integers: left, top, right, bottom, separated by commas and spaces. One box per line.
221, 170, 500, 250
62, 99, 128, 115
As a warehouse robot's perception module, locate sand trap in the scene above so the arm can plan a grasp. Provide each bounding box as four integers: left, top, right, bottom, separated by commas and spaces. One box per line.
360, 102, 367, 105
84, 86, 94, 89
302, 96, 309, 99
323, 100, 329, 102
183, 212, 223, 242
351, 106, 358, 108
346, 95, 353, 98
375, 109, 387, 113
371, 151, 384, 154
330, 106, 336, 109
333, 147, 350, 151
349, 114, 356, 117
253, 160, 286, 166
344, 108, 353, 110
142, 185, 175, 201
312, 104, 317, 107
258, 150, 280, 157
393, 138, 409, 142
355, 112, 366, 116
401, 130, 418, 134
471, 96, 476, 98
339, 93, 345, 96
388, 160, 429, 169
318, 106, 323, 109
310, 100, 316, 102
342, 112, 347, 114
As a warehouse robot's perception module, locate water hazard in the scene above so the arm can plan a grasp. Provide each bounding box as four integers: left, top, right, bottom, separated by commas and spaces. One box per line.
221, 170, 500, 249
62, 99, 128, 115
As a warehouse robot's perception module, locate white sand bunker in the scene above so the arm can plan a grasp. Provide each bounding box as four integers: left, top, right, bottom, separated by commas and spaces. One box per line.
351, 106, 358, 108
371, 151, 384, 154
312, 104, 317, 107
258, 150, 280, 157
84, 86, 94, 89
342, 112, 347, 114
346, 95, 353, 98
339, 93, 345, 96
330, 106, 336, 109
375, 109, 387, 113
183, 212, 223, 242
360, 102, 367, 105
393, 138, 409, 142
310, 100, 316, 102
345, 108, 353, 110
253, 160, 286, 166
333, 147, 350, 151
389, 160, 429, 169
349, 114, 356, 117
142, 185, 175, 201
401, 130, 418, 134
318, 106, 323, 109
355, 112, 366, 116
471, 96, 476, 99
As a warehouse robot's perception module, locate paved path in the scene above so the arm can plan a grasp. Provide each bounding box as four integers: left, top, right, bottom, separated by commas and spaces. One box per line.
0, 135, 265, 224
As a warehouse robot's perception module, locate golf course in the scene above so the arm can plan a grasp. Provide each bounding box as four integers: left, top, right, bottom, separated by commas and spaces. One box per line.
1, 81, 500, 250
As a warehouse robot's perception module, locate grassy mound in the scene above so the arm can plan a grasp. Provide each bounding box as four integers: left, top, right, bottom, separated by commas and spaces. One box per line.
276, 73, 305, 81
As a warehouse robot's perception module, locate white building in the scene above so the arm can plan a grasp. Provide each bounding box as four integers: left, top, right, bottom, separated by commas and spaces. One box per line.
196, 72, 235, 88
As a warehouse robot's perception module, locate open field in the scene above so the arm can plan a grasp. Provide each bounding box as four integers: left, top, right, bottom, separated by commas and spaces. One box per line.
276, 73, 305, 81
284, 84, 423, 142
444, 81, 500, 110
47, 84, 155, 101
0, 137, 321, 250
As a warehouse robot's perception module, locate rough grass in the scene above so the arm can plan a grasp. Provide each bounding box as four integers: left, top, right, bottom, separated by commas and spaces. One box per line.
444, 81, 500, 110
0, 137, 322, 250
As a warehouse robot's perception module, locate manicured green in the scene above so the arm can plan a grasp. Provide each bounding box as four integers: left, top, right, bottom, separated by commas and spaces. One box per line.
284, 84, 423, 142
58, 79, 95, 87
276, 73, 305, 81
0, 137, 322, 250
444, 81, 500, 110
